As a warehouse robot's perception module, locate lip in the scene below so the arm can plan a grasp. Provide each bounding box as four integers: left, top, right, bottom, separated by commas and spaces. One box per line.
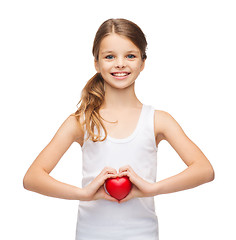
110, 72, 131, 80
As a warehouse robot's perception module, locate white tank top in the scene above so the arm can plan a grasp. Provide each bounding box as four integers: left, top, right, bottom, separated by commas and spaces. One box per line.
76, 104, 159, 240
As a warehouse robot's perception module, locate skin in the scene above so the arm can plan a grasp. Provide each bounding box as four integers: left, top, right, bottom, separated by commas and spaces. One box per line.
23, 33, 214, 204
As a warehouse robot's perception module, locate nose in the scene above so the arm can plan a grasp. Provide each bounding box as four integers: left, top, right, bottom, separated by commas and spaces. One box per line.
115, 57, 126, 68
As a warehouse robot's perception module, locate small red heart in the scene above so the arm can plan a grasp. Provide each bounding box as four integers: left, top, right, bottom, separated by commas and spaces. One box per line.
104, 176, 132, 200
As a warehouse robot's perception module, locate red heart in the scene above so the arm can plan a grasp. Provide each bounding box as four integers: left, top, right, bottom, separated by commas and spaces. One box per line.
104, 176, 132, 200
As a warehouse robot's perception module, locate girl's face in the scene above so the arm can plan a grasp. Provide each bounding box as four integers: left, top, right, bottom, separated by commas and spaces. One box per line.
94, 33, 145, 89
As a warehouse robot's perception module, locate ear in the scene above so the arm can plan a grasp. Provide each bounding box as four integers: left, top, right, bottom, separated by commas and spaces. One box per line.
94, 58, 100, 73
140, 59, 145, 72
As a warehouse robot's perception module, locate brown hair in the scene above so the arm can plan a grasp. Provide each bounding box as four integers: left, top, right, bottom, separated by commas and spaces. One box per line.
73, 18, 147, 142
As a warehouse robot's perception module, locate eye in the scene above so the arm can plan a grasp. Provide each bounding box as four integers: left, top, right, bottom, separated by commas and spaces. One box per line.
127, 54, 136, 59
105, 55, 114, 59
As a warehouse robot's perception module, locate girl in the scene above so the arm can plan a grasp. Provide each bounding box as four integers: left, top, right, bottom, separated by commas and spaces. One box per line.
23, 18, 215, 239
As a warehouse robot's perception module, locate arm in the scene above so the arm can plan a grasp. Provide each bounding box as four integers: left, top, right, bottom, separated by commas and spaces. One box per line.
150, 110, 215, 196
23, 114, 88, 200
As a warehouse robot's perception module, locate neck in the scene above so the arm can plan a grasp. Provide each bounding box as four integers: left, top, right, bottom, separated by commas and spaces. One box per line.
100, 82, 142, 110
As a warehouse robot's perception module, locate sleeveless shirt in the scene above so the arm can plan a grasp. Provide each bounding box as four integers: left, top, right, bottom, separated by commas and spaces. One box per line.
76, 104, 159, 240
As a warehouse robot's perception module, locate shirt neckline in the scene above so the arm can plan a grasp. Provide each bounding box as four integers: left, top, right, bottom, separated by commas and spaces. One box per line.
102, 104, 146, 143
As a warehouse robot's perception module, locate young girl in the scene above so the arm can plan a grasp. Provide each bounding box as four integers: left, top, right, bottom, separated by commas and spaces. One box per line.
23, 18, 215, 239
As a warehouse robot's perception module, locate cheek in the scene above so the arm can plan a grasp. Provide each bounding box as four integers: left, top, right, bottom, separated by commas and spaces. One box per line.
131, 63, 143, 72
100, 63, 113, 73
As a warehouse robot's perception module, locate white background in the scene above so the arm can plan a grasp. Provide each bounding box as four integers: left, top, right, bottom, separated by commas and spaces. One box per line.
1, 0, 235, 239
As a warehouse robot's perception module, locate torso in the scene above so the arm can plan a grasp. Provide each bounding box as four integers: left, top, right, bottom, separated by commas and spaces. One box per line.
76, 106, 164, 148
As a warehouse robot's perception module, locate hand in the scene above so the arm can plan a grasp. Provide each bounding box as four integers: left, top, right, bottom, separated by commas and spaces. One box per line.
83, 167, 119, 202
117, 165, 154, 203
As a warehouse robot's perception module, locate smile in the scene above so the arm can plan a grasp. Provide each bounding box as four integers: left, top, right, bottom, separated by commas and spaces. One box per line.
111, 72, 130, 77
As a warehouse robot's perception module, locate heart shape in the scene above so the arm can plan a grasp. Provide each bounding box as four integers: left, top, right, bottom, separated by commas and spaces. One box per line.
104, 176, 132, 200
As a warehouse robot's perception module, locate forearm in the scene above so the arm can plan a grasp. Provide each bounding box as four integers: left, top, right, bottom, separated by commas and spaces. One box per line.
23, 170, 86, 200
151, 163, 214, 196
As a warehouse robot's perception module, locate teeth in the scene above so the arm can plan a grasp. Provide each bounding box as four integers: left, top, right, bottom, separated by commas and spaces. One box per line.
112, 73, 129, 76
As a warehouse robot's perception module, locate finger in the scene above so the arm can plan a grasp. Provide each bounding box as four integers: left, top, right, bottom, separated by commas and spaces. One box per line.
119, 165, 129, 173
102, 166, 117, 174
119, 165, 134, 173
94, 173, 117, 188
104, 173, 118, 180
118, 171, 130, 178
95, 173, 116, 187
98, 168, 117, 180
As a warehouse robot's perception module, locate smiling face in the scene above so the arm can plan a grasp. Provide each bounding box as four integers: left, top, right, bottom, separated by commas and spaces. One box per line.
94, 33, 145, 89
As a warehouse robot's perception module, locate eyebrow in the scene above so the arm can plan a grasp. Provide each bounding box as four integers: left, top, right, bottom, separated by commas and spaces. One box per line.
101, 50, 140, 55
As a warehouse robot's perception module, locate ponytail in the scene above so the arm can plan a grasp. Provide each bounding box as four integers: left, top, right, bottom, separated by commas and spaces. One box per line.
73, 73, 112, 142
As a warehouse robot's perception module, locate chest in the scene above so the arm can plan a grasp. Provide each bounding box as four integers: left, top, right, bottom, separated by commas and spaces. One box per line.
99, 108, 161, 147
99, 108, 141, 139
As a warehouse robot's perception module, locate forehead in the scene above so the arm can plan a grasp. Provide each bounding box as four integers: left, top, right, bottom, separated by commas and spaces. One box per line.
99, 33, 140, 54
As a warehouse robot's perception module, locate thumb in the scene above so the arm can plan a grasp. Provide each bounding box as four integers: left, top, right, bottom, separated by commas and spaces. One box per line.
104, 193, 119, 202
103, 185, 119, 203
119, 193, 133, 203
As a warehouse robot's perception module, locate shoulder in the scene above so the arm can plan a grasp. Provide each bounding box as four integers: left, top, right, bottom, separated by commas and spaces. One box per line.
154, 109, 183, 142
154, 109, 174, 128
62, 113, 84, 146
